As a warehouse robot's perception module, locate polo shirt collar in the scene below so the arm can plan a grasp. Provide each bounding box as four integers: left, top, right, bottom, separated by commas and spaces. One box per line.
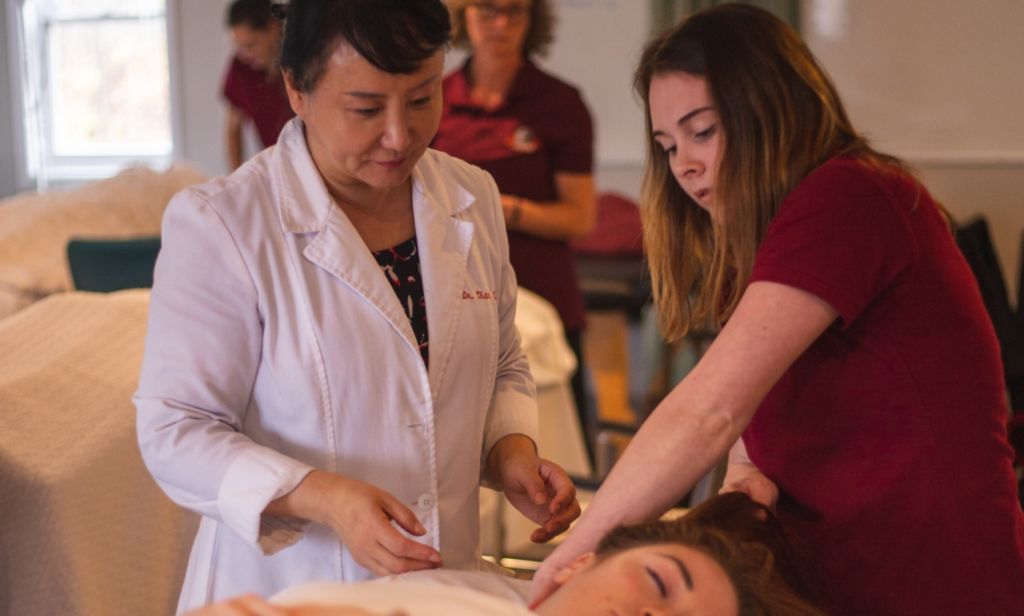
448, 56, 542, 112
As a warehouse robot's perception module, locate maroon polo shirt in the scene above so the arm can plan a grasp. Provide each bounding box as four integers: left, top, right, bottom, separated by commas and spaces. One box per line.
432, 59, 593, 331
222, 56, 295, 148
746, 157, 1024, 615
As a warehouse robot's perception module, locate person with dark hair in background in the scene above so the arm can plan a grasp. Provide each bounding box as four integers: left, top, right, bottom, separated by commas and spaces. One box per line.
531, 5, 1024, 616
222, 0, 295, 171
432, 0, 596, 447
136, 0, 579, 611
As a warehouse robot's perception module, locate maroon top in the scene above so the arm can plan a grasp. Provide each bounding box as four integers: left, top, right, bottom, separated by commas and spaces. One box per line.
221, 57, 295, 148
746, 157, 1024, 616
432, 59, 593, 330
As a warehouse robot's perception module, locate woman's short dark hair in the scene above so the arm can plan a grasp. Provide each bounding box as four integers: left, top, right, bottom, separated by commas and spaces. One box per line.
447, 0, 555, 58
279, 0, 452, 92
227, 0, 274, 30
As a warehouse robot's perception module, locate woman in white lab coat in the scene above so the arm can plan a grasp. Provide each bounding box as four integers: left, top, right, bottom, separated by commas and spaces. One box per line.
134, 0, 579, 611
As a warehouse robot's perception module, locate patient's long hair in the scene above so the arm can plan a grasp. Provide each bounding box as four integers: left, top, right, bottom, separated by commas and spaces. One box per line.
595, 493, 824, 616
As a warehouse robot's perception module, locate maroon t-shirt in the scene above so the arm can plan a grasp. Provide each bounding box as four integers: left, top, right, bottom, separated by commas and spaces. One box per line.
221, 57, 295, 148
432, 59, 593, 330
746, 157, 1024, 615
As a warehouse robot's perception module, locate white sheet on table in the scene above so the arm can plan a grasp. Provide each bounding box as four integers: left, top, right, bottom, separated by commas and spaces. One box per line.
272, 577, 532, 616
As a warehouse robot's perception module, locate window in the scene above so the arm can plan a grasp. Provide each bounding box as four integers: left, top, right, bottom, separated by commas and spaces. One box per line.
12, 0, 174, 187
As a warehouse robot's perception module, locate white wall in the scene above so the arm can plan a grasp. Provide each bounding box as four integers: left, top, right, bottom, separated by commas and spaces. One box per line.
3, 0, 1022, 289
172, 0, 654, 187
173, 0, 235, 178
541, 0, 650, 199
0, 3, 19, 198
803, 0, 1024, 297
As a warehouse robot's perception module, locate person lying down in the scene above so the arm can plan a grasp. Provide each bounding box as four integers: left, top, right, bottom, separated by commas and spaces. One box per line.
185, 493, 824, 616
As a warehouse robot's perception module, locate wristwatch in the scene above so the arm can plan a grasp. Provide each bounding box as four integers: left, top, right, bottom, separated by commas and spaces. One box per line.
508, 195, 523, 229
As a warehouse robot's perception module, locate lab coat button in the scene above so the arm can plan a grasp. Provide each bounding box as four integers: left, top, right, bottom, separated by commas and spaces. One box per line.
417, 493, 435, 511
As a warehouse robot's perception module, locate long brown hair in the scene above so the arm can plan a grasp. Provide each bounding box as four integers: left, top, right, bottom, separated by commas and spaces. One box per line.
635, 4, 905, 340
597, 492, 825, 616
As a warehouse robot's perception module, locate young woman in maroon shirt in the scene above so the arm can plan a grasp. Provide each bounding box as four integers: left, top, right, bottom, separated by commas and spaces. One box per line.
532, 5, 1024, 615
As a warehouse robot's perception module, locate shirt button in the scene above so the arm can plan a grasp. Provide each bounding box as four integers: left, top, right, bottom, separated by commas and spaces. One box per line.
417, 493, 435, 511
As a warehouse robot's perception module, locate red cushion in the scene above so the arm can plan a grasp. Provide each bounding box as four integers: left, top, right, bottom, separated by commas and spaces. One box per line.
571, 193, 644, 256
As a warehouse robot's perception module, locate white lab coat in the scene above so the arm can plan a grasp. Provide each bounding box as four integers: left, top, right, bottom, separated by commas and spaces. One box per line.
135, 118, 538, 612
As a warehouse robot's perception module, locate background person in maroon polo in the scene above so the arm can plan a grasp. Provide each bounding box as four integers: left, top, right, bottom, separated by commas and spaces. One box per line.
222, 0, 295, 171
432, 0, 596, 450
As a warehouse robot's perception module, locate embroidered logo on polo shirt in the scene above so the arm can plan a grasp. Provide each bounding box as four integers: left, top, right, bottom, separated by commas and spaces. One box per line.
504, 125, 540, 154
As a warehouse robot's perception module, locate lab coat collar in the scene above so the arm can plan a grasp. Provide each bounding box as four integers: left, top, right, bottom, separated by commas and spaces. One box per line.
272, 118, 477, 397
271, 117, 476, 232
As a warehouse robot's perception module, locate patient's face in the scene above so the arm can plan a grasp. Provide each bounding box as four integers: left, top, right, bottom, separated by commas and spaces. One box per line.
537, 544, 738, 616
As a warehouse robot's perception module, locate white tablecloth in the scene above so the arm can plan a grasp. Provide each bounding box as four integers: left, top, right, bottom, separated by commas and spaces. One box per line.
0, 291, 199, 616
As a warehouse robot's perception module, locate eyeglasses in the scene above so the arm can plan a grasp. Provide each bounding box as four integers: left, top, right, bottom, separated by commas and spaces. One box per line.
469, 2, 531, 21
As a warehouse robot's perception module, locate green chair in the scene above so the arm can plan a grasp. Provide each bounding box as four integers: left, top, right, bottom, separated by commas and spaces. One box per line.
66, 237, 162, 292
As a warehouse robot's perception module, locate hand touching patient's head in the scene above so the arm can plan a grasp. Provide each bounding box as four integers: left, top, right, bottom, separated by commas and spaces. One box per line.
535, 493, 824, 616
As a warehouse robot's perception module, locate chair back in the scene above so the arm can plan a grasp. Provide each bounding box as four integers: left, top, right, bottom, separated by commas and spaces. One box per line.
66, 237, 161, 292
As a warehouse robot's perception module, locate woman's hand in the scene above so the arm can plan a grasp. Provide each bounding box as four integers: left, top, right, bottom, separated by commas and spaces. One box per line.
719, 462, 779, 510
719, 438, 778, 510
265, 471, 442, 576
486, 435, 581, 542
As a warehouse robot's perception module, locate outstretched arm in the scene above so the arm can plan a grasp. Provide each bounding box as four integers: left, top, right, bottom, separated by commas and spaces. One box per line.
529, 280, 837, 604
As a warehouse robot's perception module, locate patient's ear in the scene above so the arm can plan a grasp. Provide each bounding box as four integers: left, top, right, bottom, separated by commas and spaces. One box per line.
553, 552, 598, 585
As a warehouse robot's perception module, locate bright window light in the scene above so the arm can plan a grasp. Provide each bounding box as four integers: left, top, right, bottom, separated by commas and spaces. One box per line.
15, 0, 173, 185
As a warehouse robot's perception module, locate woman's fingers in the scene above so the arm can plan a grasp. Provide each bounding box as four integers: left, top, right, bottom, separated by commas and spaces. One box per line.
325, 478, 442, 575
378, 493, 427, 537
530, 499, 582, 543
373, 523, 443, 567
720, 473, 778, 510
539, 460, 578, 513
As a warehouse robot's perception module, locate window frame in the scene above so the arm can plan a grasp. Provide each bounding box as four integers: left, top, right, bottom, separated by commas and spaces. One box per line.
6, 0, 183, 190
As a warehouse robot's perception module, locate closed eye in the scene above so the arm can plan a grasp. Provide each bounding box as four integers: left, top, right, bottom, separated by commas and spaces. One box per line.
352, 107, 381, 117
411, 96, 433, 107
646, 566, 667, 598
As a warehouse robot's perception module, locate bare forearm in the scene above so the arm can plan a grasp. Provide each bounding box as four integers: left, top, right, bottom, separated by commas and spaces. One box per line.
508, 197, 595, 240
227, 130, 243, 171
504, 173, 595, 240
225, 106, 245, 171
562, 396, 740, 554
